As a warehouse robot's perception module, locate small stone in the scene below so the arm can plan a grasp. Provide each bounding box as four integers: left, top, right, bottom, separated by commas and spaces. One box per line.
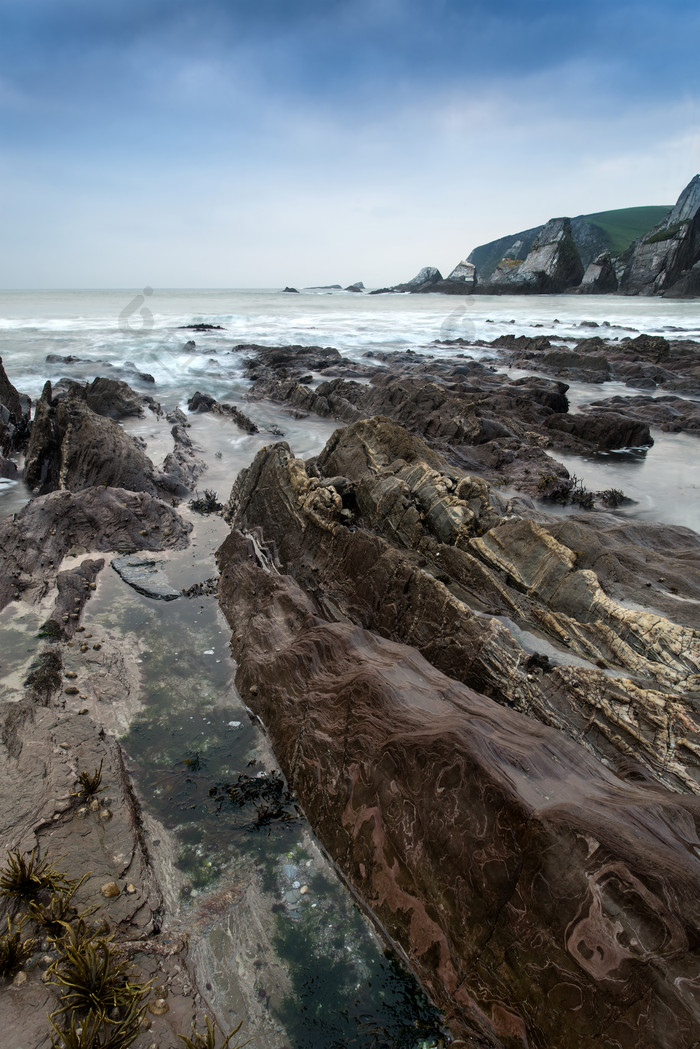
148, 998, 169, 1016
100, 881, 120, 898
249, 685, 258, 695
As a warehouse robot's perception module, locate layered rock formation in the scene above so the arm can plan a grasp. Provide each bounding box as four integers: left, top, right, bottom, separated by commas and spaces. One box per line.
216, 417, 700, 1048
490, 331, 700, 394
244, 345, 656, 497
222, 419, 699, 792
621, 175, 700, 296
480, 218, 584, 294
0, 355, 30, 464
407, 175, 698, 297
578, 250, 618, 293
23, 380, 199, 497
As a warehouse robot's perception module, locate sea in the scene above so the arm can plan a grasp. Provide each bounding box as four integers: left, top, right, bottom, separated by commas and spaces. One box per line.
1, 288, 699, 1049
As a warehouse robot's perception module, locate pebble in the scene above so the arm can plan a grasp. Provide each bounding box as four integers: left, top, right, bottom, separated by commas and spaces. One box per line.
100, 881, 120, 898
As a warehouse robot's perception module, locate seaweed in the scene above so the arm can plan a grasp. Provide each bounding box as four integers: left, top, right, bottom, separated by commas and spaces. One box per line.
179, 1015, 250, 1049
0, 915, 36, 978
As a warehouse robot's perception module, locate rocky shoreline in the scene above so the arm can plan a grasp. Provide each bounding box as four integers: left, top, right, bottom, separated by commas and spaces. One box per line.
1, 322, 699, 1048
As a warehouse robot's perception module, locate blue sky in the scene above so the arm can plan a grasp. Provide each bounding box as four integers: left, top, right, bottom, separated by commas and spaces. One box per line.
1, 0, 698, 287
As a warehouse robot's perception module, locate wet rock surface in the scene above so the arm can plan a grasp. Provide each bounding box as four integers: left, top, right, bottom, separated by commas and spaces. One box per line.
0, 355, 30, 459
24, 382, 169, 496
217, 525, 700, 1049
0, 486, 190, 611
0, 702, 205, 1049
222, 419, 700, 793
187, 390, 260, 433
111, 554, 182, 601
244, 343, 664, 497
493, 331, 700, 395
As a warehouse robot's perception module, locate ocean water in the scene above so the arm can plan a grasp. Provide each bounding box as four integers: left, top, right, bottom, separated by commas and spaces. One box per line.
1, 288, 699, 528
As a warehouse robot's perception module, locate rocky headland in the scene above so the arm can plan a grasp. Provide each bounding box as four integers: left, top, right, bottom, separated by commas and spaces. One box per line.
374, 174, 700, 297
1, 324, 700, 1048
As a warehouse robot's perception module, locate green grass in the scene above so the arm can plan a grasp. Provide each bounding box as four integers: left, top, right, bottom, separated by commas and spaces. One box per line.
579, 205, 672, 255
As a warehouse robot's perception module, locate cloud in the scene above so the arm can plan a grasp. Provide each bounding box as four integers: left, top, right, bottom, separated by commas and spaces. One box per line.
0, 0, 698, 286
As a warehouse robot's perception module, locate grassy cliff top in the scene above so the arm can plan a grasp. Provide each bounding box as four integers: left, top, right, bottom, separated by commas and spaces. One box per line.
578, 205, 672, 255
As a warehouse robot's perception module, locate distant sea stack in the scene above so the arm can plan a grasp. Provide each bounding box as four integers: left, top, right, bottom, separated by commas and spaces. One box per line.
382, 174, 700, 297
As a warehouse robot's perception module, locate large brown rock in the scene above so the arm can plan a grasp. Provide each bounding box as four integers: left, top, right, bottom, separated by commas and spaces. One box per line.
217, 526, 700, 1049
224, 419, 700, 793
544, 410, 653, 450
24, 383, 165, 495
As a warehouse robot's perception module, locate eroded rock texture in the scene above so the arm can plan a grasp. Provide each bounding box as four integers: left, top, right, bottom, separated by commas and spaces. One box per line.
0, 486, 190, 611
217, 526, 700, 1049
0, 355, 30, 459
223, 418, 700, 792
24, 382, 164, 495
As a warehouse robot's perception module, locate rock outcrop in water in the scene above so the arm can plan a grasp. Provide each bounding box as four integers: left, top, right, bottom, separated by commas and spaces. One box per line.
244, 344, 658, 500
23, 380, 198, 497
217, 426, 700, 1046
578, 250, 619, 293
0, 355, 30, 466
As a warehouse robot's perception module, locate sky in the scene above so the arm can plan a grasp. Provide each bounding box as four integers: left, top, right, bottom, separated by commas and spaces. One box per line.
1, 0, 699, 288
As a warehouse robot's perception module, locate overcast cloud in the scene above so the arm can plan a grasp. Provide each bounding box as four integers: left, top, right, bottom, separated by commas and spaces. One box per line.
1, 0, 698, 287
